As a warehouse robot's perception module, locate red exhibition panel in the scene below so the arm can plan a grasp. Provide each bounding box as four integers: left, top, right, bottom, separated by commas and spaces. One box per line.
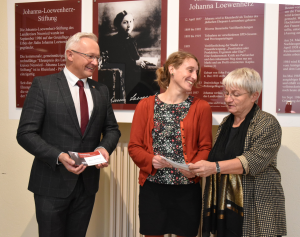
179, 1, 264, 112
15, 1, 81, 107
277, 5, 300, 114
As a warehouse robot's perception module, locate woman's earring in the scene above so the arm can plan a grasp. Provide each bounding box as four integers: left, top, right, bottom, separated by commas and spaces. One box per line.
171, 73, 174, 76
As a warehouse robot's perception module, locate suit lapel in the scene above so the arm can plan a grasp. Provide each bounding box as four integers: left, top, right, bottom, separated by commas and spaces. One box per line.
57, 71, 82, 136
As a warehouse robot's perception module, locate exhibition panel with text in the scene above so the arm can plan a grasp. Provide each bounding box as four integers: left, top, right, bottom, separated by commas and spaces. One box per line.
15, 1, 81, 107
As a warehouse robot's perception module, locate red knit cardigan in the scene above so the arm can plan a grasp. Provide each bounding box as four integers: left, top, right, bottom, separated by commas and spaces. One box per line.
128, 95, 212, 186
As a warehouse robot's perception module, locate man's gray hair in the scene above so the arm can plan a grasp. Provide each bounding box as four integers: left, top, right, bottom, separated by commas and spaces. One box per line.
222, 67, 262, 101
65, 32, 98, 60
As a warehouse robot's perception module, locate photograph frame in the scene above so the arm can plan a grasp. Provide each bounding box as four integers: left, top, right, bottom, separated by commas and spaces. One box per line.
93, 0, 168, 110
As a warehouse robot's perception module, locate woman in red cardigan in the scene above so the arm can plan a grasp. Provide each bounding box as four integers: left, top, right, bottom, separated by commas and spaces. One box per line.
128, 51, 212, 237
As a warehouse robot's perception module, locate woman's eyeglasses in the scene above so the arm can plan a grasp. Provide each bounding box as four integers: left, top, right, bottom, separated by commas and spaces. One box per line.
222, 91, 249, 99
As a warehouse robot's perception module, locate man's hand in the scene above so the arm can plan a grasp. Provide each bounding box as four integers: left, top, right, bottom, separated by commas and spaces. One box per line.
95, 148, 109, 169
58, 153, 86, 175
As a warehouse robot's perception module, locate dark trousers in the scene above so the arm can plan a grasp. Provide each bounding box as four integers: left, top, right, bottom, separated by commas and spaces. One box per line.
34, 175, 95, 237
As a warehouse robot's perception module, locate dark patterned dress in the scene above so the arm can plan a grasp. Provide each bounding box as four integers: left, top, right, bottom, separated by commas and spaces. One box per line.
147, 95, 194, 185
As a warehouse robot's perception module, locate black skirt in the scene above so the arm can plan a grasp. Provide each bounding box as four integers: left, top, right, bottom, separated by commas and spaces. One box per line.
139, 180, 202, 236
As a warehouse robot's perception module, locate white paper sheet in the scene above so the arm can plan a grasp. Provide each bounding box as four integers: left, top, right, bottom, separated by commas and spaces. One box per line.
161, 156, 190, 171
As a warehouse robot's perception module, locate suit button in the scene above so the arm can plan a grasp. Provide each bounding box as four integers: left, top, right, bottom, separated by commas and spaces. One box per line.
81, 140, 84, 143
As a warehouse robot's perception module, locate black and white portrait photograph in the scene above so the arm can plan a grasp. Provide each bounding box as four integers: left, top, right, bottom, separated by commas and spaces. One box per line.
97, 0, 162, 105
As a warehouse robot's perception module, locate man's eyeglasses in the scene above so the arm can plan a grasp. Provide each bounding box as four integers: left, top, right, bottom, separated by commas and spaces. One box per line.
222, 91, 249, 99
71, 50, 102, 64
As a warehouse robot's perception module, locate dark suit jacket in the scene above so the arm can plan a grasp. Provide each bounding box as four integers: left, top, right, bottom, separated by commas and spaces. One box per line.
17, 71, 121, 198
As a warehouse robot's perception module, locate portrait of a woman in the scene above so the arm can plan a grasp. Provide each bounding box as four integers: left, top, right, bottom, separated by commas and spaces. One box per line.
98, 1, 161, 104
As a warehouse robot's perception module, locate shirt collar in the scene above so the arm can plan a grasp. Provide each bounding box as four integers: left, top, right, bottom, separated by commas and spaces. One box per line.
63, 66, 87, 87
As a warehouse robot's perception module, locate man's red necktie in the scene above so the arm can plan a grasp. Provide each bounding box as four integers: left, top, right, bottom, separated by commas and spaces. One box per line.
76, 80, 89, 135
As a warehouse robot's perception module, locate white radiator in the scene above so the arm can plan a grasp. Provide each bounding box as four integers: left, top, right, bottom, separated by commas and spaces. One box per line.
109, 143, 202, 237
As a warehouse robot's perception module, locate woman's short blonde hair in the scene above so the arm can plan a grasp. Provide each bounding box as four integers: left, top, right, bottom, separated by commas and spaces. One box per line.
156, 51, 201, 90
65, 32, 98, 60
222, 68, 262, 98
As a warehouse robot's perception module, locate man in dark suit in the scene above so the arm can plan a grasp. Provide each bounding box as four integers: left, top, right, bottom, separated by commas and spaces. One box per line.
17, 32, 121, 237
